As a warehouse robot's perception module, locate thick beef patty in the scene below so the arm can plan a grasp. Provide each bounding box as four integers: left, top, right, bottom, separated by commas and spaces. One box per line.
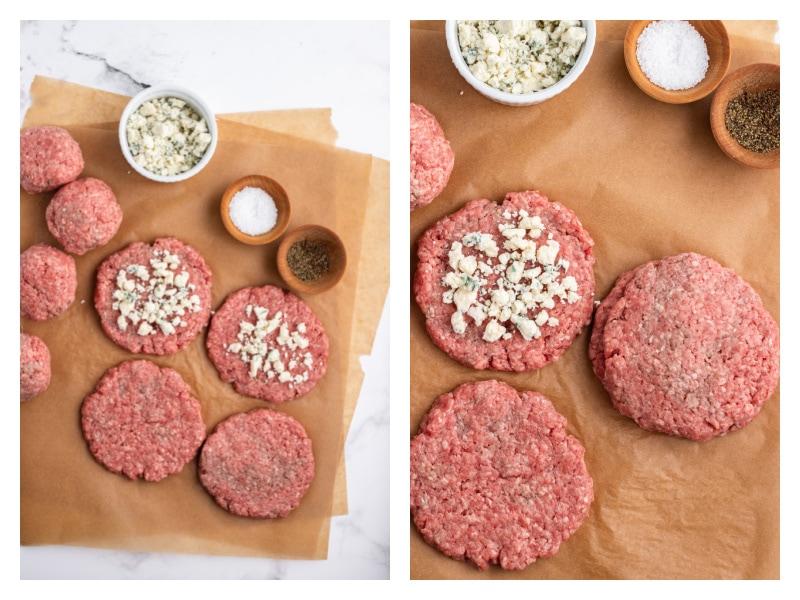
410, 380, 593, 571
81, 360, 206, 482
198, 408, 315, 519
590, 253, 780, 441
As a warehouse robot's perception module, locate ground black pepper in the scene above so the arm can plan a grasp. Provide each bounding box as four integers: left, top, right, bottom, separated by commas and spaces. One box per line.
287, 239, 330, 282
724, 88, 780, 153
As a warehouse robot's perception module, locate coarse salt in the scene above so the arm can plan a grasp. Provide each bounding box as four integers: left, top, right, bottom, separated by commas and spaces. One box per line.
636, 20, 709, 91
228, 186, 278, 235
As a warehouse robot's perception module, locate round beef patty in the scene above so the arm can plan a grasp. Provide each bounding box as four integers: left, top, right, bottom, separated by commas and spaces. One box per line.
46, 177, 123, 255
20, 126, 84, 194
20, 332, 51, 402
410, 380, 594, 571
410, 102, 454, 211
206, 285, 329, 404
81, 360, 206, 482
94, 237, 212, 355
415, 190, 595, 371
198, 408, 315, 519
20, 243, 77, 321
593, 253, 780, 441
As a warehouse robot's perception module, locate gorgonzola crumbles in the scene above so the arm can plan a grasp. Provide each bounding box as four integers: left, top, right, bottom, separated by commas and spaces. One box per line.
441, 208, 581, 342
456, 20, 587, 94
125, 96, 212, 176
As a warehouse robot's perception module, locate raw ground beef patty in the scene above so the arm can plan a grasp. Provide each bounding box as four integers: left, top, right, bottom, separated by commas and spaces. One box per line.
20, 243, 77, 321
206, 285, 329, 404
20, 332, 51, 402
414, 190, 595, 371
410, 102, 454, 211
198, 408, 315, 519
20, 125, 84, 194
589, 252, 780, 441
94, 237, 212, 355
81, 360, 206, 482
410, 380, 594, 571
46, 177, 123, 255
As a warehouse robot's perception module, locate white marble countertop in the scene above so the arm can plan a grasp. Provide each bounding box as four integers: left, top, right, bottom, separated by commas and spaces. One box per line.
19, 20, 389, 580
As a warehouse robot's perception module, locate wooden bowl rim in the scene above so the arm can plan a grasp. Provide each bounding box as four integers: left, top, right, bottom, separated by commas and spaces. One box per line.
276, 224, 347, 295
624, 20, 731, 104
709, 62, 780, 169
220, 175, 292, 245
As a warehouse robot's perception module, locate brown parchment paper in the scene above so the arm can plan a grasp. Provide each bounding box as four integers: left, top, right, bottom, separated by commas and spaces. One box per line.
410, 21, 780, 579
21, 77, 389, 559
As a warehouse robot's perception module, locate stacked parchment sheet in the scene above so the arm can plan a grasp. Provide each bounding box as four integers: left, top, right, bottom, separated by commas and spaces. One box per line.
21, 76, 388, 560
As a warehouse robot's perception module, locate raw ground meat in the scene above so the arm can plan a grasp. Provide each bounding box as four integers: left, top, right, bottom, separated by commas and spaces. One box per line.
588, 266, 639, 382
415, 190, 595, 371
20, 243, 77, 321
198, 408, 315, 519
20, 332, 51, 401
410, 380, 594, 571
591, 252, 780, 441
20, 126, 84, 194
410, 102, 454, 211
94, 237, 212, 355
81, 360, 206, 482
46, 177, 123, 255
206, 285, 329, 403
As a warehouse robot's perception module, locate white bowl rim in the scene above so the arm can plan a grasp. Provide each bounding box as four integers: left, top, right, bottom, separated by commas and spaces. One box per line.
118, 83, 218, 183
445, 20, 597, 106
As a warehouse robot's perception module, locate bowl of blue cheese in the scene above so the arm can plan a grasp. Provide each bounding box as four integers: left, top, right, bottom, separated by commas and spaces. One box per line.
446, 20, 596, 106
119, 83, 218, 183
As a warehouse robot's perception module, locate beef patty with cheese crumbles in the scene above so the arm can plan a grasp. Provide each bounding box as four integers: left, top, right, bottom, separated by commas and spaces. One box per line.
414, 190, 595, 371
206, 285, 329, 404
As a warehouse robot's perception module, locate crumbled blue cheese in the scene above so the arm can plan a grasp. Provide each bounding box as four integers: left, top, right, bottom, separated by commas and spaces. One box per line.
112, 250, 202, 335
126, 96, 212, 176
440, 209, 581, 342
225, 304, 313, 387
456, 20, 587, 94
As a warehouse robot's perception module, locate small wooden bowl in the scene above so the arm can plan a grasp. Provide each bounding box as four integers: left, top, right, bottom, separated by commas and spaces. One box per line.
624, 20, 731, 104
220, 175, 291, 245
277, 225, 347, 295
710, 63, 780, 169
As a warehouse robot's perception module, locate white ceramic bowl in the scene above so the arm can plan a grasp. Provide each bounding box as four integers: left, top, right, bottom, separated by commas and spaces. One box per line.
445, 20, 596, 106
118, 83, 218, 183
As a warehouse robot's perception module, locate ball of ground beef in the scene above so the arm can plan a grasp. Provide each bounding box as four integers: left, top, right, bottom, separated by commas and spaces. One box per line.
46, 177, 123, 255
410, 102, 454, 211
20, 332, 51, 401
20, 243, 77, 321
20, 126, 84, 194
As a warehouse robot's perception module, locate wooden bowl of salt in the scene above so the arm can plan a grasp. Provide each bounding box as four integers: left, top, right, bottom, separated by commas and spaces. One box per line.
277, 224, 347, 295
624, 20, 731, 104
221, 175, 291, 245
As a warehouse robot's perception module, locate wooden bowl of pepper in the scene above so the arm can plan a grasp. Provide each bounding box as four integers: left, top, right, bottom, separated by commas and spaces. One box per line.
710, 63, 780, 169
277, 224, 347, 295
